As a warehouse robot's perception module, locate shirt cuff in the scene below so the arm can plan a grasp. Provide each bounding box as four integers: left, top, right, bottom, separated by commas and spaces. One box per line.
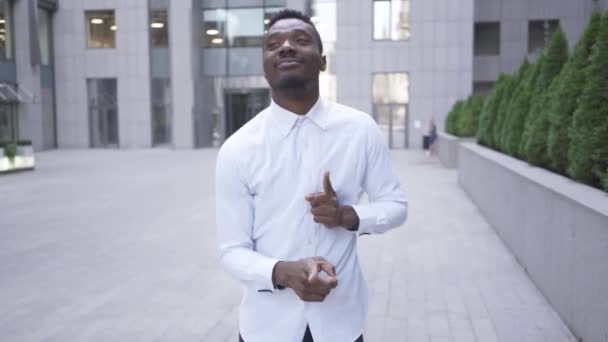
254, 257, 281, 292
351, 204, 377, 235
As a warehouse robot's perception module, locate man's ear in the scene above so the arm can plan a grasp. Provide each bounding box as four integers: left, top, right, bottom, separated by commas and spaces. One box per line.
320, 56, 327, 72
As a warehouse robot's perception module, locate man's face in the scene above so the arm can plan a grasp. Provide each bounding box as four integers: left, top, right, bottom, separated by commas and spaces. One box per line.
263, 18, 326, 91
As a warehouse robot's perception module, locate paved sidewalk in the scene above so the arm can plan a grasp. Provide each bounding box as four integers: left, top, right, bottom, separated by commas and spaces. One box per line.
0, 150, 575, 341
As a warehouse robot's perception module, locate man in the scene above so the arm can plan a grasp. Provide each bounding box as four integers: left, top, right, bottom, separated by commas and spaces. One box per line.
215, 9, 408, 342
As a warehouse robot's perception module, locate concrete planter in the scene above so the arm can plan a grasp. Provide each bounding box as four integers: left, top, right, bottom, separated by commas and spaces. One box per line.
437, 131, 474, 168
458, 142, 608, 342
0, 144, 36, 174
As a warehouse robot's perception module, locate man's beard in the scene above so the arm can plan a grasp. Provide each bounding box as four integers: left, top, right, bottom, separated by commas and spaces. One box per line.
275, 75, 308, 91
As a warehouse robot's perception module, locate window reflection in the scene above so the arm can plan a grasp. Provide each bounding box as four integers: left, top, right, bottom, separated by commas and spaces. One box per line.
373, 0, 410, 40
38, 9, 51, 65
150, 10, 169, 48
203, 9, 227, 47
373, 73, 409, 104
228, 8, 264, 47
203, 6, 284, 48
372, 73, 409, 149
86, 11, 116, 48
312, 0, 336, 101
0, 0, 13, 60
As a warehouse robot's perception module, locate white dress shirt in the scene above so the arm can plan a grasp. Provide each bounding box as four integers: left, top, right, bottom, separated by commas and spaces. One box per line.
215, 98, 408, 342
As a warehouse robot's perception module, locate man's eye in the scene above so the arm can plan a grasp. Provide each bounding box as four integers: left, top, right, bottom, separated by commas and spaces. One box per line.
267, 41, 279, 49
297, 38, 310, 45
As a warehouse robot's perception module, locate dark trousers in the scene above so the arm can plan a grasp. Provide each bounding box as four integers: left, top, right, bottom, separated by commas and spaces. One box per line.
239, 326, 364, 342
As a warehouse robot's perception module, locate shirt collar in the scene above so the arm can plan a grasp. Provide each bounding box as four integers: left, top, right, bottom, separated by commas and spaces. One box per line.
269, 97, 327, 137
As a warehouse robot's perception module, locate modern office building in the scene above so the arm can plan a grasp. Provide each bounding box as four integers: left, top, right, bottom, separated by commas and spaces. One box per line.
2, 0, 607, 151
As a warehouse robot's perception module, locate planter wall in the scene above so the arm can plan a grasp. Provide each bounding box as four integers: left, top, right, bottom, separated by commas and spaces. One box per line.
0, 146, 36, 173
458, 142, 608, 342
437, 131, 474, 168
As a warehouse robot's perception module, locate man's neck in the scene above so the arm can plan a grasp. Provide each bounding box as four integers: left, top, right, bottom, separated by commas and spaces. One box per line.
271, 87, 320, 115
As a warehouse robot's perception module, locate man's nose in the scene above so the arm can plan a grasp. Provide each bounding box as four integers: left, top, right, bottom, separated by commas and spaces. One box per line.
279, 40, 296, 54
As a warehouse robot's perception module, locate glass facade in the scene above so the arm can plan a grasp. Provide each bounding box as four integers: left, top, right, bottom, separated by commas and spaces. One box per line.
0, 0, 13, 60
202, 6, 283, 48
150, 10, 169, 48
86, 11, 116, 48
373, 0, 410, 40
372, 73, 409, 148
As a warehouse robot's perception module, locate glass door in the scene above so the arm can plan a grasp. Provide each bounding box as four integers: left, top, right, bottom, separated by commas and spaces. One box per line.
224, 88, 269, 138
88, 79, 118, 148
373, 103, 408, 149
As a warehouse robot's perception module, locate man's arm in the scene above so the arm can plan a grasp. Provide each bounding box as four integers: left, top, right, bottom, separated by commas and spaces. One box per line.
215, 145, 280, 292
351, 117, 408, 235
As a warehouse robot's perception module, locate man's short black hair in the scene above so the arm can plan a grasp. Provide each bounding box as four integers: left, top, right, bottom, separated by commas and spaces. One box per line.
267, 9, 324, 55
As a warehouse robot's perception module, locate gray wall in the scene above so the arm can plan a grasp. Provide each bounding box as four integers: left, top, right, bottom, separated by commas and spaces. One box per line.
458, 142, 608, 342
473, 0, 605, 82
54, 0, 152, 148
335, 0, 474, 148
14, 0, 44, 150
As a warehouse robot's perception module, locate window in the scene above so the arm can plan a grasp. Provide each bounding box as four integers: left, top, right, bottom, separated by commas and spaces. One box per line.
86, 10, 115, 48
528, 19, 559, 54
473, 81, 495, 98
203, 9, 227, 47
474, 22, 500, 56
150, 10, 168, 48
372, 73, 409, 148
151, 78, 172, 145
0, 0, 13, 60
203, 6, 284, 48
264, 7, 282, 32
373, 0, 410, 40
38, 9, 51, 65
227, 8, 264, 47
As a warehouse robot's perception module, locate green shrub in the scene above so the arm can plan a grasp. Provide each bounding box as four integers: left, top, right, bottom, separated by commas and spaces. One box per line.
502, 60, 541, 158
3, 142, 17, 162
568, 11, 608, 187
17, 140, 32, 146
477, 74, 509, 148
495, 60, 531, 151
521, 27, 569, 166
547, 10, 602, 174
458, 95, 483, 137
446, 100, 464, 136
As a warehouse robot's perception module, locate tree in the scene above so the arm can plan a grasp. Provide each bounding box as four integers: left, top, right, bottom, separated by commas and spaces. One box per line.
495, 59, 531, 152
477, 74, 510, 148
568, 11, 608, 187
547, 10, 602, 174
458, 95, 483, 137
521, 27, 569, 166
502, 59, 542, 158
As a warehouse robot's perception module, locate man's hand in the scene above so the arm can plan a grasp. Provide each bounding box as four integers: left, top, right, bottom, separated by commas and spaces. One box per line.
306, 172, 360, 230
273, 257, 338, 302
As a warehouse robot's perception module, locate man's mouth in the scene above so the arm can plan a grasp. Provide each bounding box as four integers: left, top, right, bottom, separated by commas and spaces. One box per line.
277, 58, 303, 69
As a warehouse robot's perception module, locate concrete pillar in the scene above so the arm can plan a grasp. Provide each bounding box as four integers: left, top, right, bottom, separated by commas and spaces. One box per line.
169, 0, 195, 148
